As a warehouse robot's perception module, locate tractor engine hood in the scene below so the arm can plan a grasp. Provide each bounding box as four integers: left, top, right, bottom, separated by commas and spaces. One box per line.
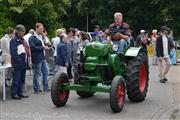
85, 42, 110, 57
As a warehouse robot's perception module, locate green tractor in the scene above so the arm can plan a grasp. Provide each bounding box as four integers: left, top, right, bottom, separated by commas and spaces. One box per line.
51, 41, 149, 113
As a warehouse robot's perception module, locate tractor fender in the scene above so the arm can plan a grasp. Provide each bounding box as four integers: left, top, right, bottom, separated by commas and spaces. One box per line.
125, 47, 142, 57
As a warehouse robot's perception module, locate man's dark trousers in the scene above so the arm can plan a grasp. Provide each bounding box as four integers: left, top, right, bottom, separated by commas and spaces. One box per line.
11, 68, 26, 97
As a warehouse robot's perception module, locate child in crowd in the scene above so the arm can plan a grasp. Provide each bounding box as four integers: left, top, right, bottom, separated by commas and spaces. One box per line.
56, 33, 69, 73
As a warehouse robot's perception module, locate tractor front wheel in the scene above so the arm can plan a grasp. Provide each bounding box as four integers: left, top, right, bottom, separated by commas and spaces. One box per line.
110, 76, 126, 113
51, 72, 69, 107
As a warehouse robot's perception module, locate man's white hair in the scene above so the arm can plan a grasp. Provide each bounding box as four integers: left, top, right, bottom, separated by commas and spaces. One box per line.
152, 29, 157, 33
29, 29, 35, 34
114, 12, 123, 17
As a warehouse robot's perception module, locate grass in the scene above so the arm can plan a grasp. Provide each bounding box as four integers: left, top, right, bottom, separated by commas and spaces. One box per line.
177, 49, 180, 59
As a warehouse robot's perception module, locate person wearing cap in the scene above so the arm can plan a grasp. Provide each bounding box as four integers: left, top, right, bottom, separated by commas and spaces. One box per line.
109, 12, 130, 53
136, 29, 150, 51
10, 24, 29, 99
156, 26, 172, 83
151, 29, 158, 65
91, 25, 102, 42
92, 25, 102, 37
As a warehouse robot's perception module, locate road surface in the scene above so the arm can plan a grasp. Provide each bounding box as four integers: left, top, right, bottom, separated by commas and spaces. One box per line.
0, 59, 180, 120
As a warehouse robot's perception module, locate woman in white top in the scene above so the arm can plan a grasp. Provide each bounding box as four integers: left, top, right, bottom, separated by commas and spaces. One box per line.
0, 27, 14, 84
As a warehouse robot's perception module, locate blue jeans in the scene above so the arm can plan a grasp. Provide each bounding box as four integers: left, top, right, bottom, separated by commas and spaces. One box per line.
112, 40, 128, 54
32, 60, 49, 92
170, 48, 176, 65
11, 68, 26, 96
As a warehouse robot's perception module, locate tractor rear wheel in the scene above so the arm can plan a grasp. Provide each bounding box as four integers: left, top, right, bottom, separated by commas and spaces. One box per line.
110, 76, 126, 113
125, 49, 149, 102
51, 72, 69, 107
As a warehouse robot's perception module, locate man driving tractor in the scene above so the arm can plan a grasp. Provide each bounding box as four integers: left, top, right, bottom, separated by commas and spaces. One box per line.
109, 12, 130, 53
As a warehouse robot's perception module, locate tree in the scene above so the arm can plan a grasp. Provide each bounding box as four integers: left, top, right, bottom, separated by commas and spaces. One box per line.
0, 0, 14, 37
7, 0, 33, 13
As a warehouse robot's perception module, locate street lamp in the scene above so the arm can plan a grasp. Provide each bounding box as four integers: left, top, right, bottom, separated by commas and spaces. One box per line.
36, 0, 38, 22
85, 7, 89, 32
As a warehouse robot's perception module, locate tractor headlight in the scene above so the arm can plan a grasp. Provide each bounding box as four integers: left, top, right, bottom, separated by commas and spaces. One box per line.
112, 45, 119, 52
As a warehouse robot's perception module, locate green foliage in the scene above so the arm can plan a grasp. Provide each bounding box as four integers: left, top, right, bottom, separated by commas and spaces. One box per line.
0, 0, 15, 37
7, 0, 33, 13
0, 16, 14, 37
38, 2, 60, 37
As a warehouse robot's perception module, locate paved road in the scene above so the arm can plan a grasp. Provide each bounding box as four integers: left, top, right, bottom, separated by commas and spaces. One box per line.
0, 59, 180, 120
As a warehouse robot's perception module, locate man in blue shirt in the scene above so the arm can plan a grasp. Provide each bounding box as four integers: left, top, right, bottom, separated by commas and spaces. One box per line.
29, 23, 50, 93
